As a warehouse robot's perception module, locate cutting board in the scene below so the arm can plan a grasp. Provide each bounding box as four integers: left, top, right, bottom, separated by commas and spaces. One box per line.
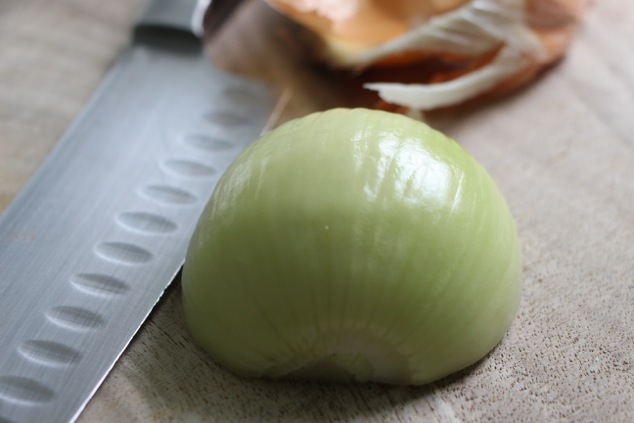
1, 0, 633, 421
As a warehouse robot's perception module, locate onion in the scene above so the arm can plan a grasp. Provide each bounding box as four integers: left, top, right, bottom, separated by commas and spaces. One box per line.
182, 108, 522, 385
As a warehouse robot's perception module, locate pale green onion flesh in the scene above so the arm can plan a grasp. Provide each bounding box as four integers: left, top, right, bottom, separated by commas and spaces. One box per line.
182, 108, 522, 385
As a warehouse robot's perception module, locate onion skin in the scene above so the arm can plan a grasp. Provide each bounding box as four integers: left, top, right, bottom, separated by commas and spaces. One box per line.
266, 0, 585, 110
182, 108, 522, 385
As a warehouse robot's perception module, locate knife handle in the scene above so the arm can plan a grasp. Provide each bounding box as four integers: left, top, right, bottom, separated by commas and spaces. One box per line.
136, 0, 210, 37
137, 0, 244, 40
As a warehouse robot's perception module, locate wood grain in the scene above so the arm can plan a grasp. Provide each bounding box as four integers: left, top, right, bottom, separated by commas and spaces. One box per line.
1, 0, 633, 421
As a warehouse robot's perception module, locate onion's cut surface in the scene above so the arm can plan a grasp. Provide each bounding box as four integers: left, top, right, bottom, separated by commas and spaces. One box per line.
182, 108, 522, 385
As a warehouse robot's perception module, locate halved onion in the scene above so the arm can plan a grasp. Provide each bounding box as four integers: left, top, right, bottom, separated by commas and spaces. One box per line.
266, 0, 585, 110
182, 108, 522, 385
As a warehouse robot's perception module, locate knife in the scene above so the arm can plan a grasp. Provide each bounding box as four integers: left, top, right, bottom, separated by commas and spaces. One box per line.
0, 1, 275, 421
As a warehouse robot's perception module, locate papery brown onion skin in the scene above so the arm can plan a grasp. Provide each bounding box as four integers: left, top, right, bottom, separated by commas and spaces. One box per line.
182, 108, 522, 385
264, 0, 585, 110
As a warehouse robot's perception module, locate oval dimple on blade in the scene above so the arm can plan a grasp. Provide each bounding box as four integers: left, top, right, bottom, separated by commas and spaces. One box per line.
94, 242, 153, 265
18, 341, 82, 367
45, 306, 105, 331
139, 184, 198, 205
162, 159, 216, 177
0, 376, 55, 404
116, 212, 178, 234
70, 273, 130, 296
183, 133, 234, 152
204, 110, 248, 128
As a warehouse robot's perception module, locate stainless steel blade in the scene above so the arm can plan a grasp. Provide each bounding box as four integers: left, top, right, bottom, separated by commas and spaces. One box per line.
0, 1, 274, 421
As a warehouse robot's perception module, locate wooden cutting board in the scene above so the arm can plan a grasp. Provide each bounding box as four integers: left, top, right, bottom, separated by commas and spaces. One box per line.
1, 1, 633, 421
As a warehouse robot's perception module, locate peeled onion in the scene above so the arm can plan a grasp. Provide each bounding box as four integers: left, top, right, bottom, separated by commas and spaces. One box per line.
182, 108, 522, 385
266, 0, 585, 110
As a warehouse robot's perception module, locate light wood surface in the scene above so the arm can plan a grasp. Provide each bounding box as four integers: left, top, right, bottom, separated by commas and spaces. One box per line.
1, 1, 633, 421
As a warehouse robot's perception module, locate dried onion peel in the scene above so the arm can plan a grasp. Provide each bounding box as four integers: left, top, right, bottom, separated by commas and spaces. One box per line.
266, 0, 585, 110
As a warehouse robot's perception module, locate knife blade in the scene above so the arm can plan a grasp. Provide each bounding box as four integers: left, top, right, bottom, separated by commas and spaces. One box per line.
0, 1, 275, 421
